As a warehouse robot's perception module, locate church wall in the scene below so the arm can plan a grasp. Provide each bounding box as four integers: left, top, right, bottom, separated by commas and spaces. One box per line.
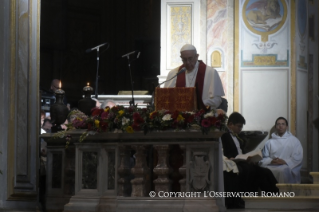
307, 0, 319, 172
235, 0, 291, 133
295, 0, 309, 177
206, 0, 233, 114
0, 0, 40, 210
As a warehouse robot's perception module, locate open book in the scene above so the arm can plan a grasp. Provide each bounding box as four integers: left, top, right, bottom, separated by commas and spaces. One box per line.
231, 150, 262, 163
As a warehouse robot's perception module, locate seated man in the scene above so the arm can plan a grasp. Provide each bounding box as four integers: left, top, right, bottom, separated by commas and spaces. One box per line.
164, 44, 225, 110
259, 117, 303, 183
222, 112, 278, 208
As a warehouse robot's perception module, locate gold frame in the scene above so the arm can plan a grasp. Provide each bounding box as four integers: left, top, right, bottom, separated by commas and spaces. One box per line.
242, 0, 288, 42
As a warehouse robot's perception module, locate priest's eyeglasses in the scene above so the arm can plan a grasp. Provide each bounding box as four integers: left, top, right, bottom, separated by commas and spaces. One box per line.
181, 57, 195, 63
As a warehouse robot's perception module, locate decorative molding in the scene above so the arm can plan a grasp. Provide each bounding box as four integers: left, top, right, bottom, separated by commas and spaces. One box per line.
241, 50, 289, 67
160, 0, 200, 77
298, 55, 308, 69
169, 6, 192, 68
234, 0, 240, 112
290, 0, 296, 135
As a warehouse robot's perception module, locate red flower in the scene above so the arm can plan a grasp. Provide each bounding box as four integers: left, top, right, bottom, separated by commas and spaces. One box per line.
201, 119, 211, 128
150, 111, 158, 119
135, 117, 144, 124
132, 122, 141, 131
87, 122, 93, 130
127, 107, 134, 113
133, 112, 140, 119
101, 111, 109, 119
91, 108, 104, 116
217, 113, 224, 120
111, 106, 119, 112
100, 121, 108, 131
171, 110, 180, 120
186, 114, 194, 123
209, 116, 218, 125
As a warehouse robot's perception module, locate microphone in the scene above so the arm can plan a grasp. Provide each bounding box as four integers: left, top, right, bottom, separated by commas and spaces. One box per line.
122, 50, 139, 58
86, 42, 108, 53
157, 67, 186, 87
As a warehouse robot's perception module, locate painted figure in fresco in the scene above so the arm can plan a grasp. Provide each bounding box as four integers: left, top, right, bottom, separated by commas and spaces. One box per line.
246, 0, 281, 26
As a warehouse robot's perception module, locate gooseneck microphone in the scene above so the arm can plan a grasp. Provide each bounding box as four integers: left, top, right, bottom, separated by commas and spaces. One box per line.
157, 67, 187, 87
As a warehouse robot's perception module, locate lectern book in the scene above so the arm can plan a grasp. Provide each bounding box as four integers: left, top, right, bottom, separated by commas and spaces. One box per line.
231, 150, 262, 163
155, 87, 197, 112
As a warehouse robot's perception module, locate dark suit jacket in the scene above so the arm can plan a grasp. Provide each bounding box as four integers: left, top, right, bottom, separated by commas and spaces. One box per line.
221, 132, 246, 159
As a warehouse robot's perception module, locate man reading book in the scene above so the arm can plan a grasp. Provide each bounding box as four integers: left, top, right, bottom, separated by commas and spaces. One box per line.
164, 44, 225, 111
222, 112, 278, 209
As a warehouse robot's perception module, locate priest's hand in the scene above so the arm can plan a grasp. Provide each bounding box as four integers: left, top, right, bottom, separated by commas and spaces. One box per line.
271, 158, 287, 165
216, 109, 225, 115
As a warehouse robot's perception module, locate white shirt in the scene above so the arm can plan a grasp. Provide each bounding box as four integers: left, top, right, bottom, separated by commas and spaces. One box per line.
230, 133, 243, 155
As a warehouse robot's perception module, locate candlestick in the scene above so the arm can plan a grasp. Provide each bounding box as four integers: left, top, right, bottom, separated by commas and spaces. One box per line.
78, 83, 96, 116
50, 82, 69, 133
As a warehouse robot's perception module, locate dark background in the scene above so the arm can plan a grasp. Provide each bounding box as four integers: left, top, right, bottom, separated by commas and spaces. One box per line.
40, 0, 161, 108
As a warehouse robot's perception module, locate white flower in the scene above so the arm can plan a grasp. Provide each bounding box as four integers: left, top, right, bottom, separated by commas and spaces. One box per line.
122, 117, 130, 125
204, 112, 214, 118
185, 111, 195, 115
162, 114, 172, 121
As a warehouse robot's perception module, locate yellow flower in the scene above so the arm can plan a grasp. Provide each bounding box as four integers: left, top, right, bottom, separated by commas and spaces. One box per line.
177, 114, 184, 122
149, 111, 155, 118
104, 107, 110, 112
95, 120, 100, 128
76, 117, 83, 121
118, 110, 124, 116
126, 126, 134, 133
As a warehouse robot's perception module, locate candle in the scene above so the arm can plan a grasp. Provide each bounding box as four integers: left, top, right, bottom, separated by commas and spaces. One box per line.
83, 82, 93, 91
55, 80, 65, 94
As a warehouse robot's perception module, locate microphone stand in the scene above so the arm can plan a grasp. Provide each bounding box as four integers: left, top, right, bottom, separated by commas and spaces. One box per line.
86, 42, 109, 99
124, 55, 135, 106
95, 48, 100, 99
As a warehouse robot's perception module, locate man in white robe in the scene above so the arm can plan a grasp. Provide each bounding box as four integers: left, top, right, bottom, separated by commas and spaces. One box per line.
259, 117, 303, 183
164, 44, 225, 110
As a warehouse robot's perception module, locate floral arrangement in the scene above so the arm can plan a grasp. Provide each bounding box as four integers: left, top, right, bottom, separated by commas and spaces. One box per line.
54, 105, 227, 146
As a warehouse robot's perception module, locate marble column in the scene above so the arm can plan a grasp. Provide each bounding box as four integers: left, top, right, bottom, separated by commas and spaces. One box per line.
118, 145, 132, 196
178, 145, 187, 192
131, 145, 150, 197
153, 145, 171, 194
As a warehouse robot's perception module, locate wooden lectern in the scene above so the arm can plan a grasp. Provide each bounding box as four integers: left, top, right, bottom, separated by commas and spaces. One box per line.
155, 87, 197, 111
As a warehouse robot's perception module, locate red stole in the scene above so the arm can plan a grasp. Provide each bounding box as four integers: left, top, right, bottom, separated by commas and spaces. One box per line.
176, 61, 206, 110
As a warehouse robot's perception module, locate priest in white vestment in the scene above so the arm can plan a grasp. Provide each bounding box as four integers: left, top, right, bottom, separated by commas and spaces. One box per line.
164, 44, 225, 110
259, 117, 303, 183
